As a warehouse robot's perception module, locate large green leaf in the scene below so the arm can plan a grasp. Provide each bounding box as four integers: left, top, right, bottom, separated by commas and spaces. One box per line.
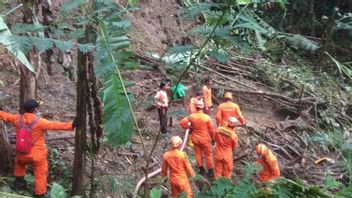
102, 73, 134, 147
0, 17, 35, 73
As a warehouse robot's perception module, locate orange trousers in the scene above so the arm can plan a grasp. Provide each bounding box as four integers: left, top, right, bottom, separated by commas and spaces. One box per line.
170, 180, 192, 198
14, 155, 48, 195
193, 142, 214, 169
214, 158, 233, 179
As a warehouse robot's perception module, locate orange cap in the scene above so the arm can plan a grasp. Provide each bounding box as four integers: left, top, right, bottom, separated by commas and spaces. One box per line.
224, 92, 233, 99
170, 136, 183, 147
195, 100, 204, 108
256, 144, 268, 155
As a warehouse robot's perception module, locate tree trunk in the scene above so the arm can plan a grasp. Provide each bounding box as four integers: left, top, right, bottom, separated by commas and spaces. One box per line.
71, 40, 88, 196
0, 122, 12, 174
19, 0, 38, 112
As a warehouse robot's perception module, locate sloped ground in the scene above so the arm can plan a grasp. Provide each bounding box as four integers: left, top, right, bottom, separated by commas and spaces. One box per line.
0, 0, 344, 197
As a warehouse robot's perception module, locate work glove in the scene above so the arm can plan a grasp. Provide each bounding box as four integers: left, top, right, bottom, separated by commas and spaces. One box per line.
72, 117, 79, 129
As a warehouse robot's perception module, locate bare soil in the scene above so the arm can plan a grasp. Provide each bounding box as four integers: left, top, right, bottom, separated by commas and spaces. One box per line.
0, 0, 340, 197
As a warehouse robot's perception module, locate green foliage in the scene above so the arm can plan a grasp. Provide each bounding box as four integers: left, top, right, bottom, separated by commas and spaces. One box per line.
51, 183, 81, 198
149, 187, 162, 198
60, 0, 88, 13
102, 73, 134, 147
323, 175, 343, 191
325, 52, 352, 80
93, 3, 137, 147
0, 17, 34, 73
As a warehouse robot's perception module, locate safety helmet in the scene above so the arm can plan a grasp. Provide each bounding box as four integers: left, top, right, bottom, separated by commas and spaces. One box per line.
195, 100, 204, 108
227, 117, 238, 127
170, 136, 183, 148
224, 92, 233, 99
23, 99, 42, 113
256, 144, 268, 155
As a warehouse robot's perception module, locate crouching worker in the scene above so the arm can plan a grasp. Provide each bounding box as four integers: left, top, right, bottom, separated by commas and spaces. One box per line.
256, 144, 281, 183
0, 99, 76, 198
162, 136, 196, 198
214, 117, 239, 179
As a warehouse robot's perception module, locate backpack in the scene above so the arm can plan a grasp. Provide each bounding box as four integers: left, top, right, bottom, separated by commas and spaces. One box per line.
16, 115, 40, 154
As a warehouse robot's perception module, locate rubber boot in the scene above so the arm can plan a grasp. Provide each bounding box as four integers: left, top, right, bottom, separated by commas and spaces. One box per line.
13, 176, 27, 190
198, 166, 205, 176
207, 168, 215, 179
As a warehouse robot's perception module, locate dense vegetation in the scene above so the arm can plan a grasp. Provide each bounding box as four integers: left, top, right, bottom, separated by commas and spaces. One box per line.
0, 0, 351, 197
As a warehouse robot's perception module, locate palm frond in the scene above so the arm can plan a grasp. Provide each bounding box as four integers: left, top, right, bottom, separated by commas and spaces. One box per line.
102, 73, 134, 147
0, 17, 34, 73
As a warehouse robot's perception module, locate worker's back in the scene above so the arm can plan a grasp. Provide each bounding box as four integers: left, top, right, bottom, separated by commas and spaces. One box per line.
162, 149, 193, 182
187, 112, 213, 143
214, 126, 238, 160
0, 112, 72, 159
216, 101, 245, 126
257, 149, 280, 182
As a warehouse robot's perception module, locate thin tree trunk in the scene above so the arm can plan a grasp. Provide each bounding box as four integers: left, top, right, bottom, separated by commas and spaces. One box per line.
0, 122, 12, 173
20, 1, 38, 112
71, 43, 87, 196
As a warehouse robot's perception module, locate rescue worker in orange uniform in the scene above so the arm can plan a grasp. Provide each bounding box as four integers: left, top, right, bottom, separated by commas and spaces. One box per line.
256, 144, 281, 183
162, 136, 196, 198
202, 77, 212, 115
179, 100, 215, 178
188, 91, 203, 114
215, 92, 246, 127
214, 117, 239, 179
187, 91, 204, 147
0, 99, 76, 198
154, 81, 169, 135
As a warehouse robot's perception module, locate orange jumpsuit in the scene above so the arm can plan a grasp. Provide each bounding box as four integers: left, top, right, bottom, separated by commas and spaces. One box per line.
162, 148, 196, 198
257, 148, 281, 183
202, 85, 212, 114
215, 101, 246, 127
214, 126, 238, 179
180, 112, 215, 169
0, 111, 73, 195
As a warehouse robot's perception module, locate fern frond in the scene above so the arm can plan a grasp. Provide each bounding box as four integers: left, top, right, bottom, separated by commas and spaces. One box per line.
60, 0, 88, 13
11, 23, 45, 34
102, 73, 134, 147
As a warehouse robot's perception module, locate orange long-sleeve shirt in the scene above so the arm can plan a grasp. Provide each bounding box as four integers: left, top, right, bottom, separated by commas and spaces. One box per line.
179, 111, 215, 144
257, 149, 281, 183
214, 126, 238, 161
215, 101, 246, 127
202, 85, 212, 108
161, 148, 196, 182
0, 111, 73, 159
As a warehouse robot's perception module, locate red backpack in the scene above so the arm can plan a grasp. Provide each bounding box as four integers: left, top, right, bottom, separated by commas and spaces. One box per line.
16, 115, 40, 154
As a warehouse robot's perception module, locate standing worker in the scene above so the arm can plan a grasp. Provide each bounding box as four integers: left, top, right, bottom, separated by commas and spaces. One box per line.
0, 99, 76, 198
256, 144, 281, 183
188, 91, 203, 114
162, 136, 196, 198
179, 100, 215, 178
155, 81, 169, 135
215, 92, 246, 127
202, 77, 212, 115
187, 91, 204, 148
214, 117, 239, 179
